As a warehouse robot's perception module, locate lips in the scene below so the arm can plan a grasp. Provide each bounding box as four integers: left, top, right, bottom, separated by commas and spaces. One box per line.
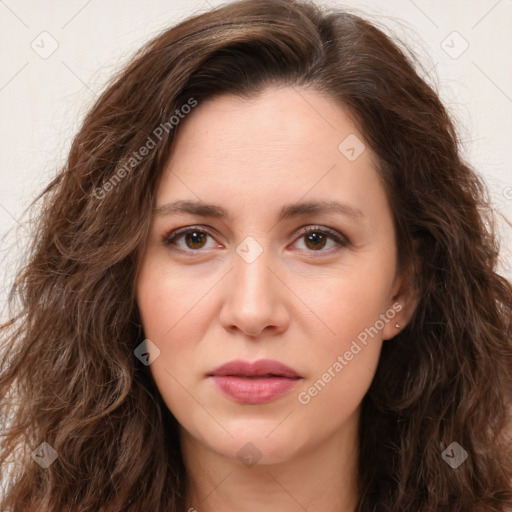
207, 359, 302, 404
208, 359, 301, 379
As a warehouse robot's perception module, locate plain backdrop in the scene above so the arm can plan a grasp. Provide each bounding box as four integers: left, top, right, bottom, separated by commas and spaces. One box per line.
1, 0, 511, 321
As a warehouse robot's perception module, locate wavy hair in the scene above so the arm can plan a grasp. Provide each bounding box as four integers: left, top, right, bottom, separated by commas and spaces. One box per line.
1, 0, 511, 510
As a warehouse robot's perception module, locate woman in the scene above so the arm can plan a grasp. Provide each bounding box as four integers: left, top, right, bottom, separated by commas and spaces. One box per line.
1, 0, 511, 510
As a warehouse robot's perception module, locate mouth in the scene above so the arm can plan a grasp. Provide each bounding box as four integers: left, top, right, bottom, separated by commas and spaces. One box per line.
207, 359, 302, 404
207, 358, 301, 379
227, 374, 298, 379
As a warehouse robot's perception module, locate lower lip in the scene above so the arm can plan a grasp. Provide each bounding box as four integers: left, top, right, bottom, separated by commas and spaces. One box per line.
209, 376, 301, 404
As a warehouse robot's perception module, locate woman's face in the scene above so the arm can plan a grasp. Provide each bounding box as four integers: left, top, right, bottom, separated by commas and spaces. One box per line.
136, 86, 415, 465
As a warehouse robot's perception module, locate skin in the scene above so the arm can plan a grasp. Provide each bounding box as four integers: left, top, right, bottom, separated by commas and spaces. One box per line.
136, 86, 418, 512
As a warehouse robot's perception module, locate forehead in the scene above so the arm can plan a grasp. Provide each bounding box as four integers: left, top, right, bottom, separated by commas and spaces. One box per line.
166, 87, 370, 164
156, 87, 387, 223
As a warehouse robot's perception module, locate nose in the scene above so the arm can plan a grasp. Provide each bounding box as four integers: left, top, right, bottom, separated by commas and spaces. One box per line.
219, 246, 290, 338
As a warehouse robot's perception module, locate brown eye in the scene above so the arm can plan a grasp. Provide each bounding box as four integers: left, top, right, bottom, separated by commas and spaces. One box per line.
162, 227, 218, 252
303, 231, 328, 251
162, 225, 349, 256
183, 231, 208, 250
293, 226, 349, 254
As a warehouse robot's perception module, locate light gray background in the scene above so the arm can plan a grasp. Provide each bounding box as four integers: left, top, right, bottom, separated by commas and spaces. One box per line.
1, 0, 511, 322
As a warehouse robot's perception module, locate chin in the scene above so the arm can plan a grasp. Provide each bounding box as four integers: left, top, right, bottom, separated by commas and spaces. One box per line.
187, 420, 307, 466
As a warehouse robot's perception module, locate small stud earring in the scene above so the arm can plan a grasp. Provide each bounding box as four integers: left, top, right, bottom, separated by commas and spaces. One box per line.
395, 323, 400, 329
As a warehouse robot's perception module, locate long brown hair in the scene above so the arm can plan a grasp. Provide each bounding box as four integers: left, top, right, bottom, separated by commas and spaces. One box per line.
1, 1, 511, 510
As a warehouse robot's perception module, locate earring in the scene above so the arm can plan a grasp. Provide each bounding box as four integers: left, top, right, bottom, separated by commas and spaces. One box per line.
395, 323, 400, 329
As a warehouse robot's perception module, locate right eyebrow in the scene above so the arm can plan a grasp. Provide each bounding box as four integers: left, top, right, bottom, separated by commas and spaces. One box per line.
154, 200, 229, 219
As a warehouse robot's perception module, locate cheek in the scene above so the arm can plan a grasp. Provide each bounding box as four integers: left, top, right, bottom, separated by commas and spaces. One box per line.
136, 267, 199, 422
136, 259, 212, 393
291, 268, 393, 412
296, 340, 382, 439
294, 276, 388, 424
136, 257, 207, 341
298, 269, 393, 351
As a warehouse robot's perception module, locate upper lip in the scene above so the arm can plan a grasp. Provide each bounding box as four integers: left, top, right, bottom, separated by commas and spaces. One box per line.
208, 359, 301, 378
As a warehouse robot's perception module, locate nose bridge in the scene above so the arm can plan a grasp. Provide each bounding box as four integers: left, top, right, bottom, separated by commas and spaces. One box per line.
219, 236, 288, 336
231, 237, 274, 304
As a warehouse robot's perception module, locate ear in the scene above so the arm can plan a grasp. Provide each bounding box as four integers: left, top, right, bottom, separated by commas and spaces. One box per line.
382, 260, 420, 341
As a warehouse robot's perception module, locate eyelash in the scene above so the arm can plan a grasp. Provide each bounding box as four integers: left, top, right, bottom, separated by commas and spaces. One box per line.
161, 225, 350, 256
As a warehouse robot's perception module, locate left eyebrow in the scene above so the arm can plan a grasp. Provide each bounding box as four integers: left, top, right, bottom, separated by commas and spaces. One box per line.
277, 200, 364, 222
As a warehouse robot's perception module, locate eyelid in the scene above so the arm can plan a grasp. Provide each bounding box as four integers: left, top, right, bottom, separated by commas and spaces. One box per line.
161, 224, 350, 254
161, 225, 221, 250
294, 225, 350, 249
